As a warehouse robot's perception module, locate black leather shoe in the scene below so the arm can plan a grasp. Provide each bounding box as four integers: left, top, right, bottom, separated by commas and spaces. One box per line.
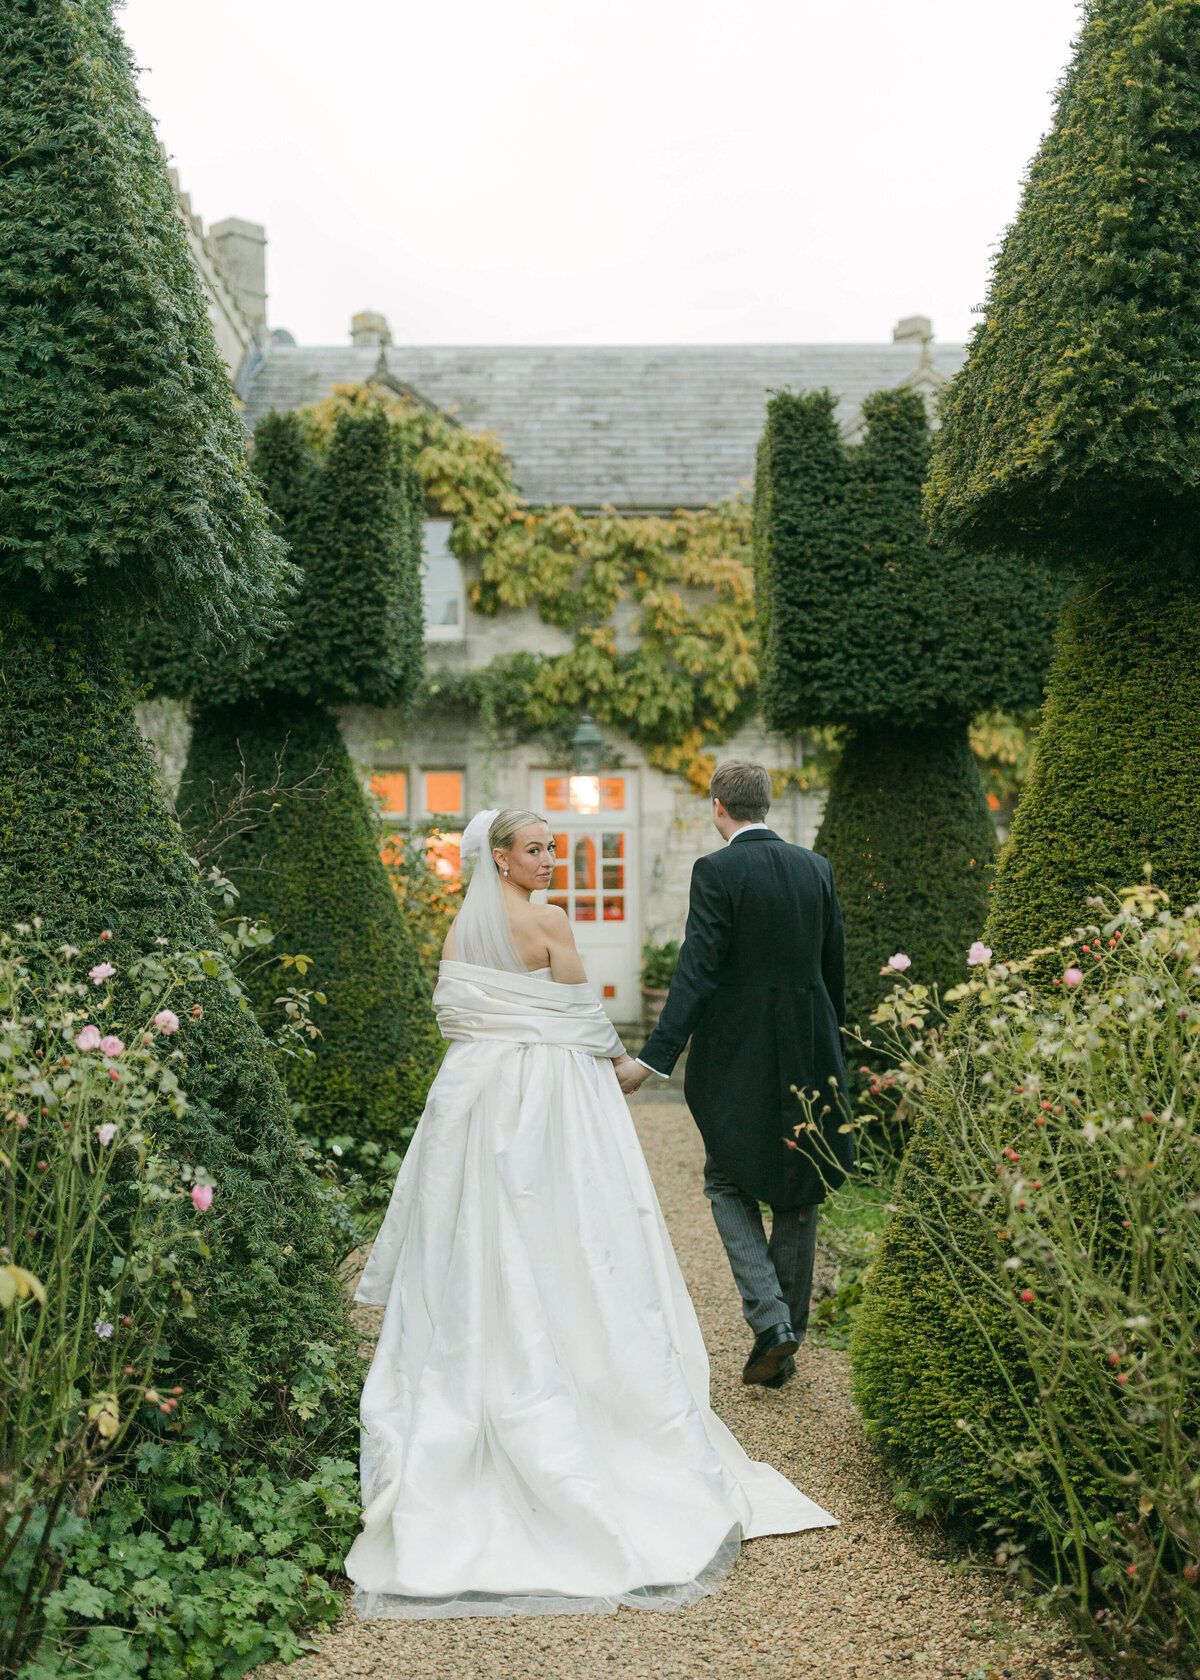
762, 1355, 795, 1390
742, 1323, 799, 1385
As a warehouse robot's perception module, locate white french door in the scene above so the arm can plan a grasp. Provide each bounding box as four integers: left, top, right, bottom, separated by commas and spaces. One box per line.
530, 771, 639, 1022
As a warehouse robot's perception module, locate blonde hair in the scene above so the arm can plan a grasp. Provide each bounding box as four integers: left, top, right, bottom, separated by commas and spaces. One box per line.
488, 808, 547, 854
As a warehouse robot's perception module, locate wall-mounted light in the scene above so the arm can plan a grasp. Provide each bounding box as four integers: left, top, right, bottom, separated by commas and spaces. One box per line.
568, 715, 604, 814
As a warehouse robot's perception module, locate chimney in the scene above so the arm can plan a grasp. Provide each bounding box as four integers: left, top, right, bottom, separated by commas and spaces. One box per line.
351, 310, 392, 348
893, 314, 933, 346
210, 218, 267, 334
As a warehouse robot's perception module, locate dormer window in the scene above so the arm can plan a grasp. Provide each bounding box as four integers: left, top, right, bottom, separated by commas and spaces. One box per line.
422, 520, 465, 641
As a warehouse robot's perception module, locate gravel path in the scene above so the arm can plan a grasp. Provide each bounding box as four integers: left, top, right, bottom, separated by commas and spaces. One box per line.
269, 1099, 1097, 1680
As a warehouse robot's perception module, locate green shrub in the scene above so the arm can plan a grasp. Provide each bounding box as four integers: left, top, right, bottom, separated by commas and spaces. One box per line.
0, 608, 359, 1669
851, 886, 1200, 1674
816, 724, 994, 1042
755, 387, 1059, 735
155, 403, 441, 1155
144, 406, 425, 708
754, 387, 1057, 1057
0, 0, 290, 645
640, 941, 680, 990
987, 577, 1200, 962
29, 1456, 359, 1680
925, 0, 1200, 576
181, 699, 443, 1152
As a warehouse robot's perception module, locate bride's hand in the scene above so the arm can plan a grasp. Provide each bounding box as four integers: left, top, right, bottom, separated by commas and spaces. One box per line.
613, 1054, 647, 1095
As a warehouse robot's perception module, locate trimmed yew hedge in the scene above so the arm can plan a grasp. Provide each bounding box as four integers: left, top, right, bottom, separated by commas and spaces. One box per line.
817, 725, 994, 1041
856, 4, 1200, 1643
183, 699, 442, 1149
168, 403, 439, 1151
925, 0, 1200, 576
755, 386, 1059, 1038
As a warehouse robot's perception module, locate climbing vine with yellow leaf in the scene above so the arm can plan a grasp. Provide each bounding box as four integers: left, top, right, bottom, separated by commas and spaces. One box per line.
301, 383, 757, 789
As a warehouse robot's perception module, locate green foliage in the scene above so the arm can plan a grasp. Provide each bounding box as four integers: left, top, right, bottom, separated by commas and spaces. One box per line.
0, 602, 358, 1466
987, 577, 1200, 962
811, 1178, 893, 1350
0, 0, 290, 646
816, 723, 995, 1046
851, 886, 1200, 1674
180, 698, 443, 1152
145, 406, 424, 708
0, 937, 201, 1674
640, 941, 680, 990
26, 1455, 359, 1680
306, 384, 757, 787
755, 387, 1061, 734
926, 0, 1200, 575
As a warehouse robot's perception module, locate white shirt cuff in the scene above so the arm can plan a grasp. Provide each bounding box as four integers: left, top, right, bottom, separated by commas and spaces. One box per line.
635, 1057, 668, 1078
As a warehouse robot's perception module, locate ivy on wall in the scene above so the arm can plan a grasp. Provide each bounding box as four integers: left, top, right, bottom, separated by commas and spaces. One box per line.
292, 383, 1046, 806
300, 384, 756, 789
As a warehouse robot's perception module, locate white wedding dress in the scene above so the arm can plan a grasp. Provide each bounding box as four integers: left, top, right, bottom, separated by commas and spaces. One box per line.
344, 813, 834, 1620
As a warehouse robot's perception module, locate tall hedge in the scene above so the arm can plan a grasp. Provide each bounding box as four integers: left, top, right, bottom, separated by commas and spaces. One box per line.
0, 0, 355, 1474
184, 700, 442, 1147
856, 0, 1200, 1548
170, 404, 438, 1151
755, 387, 1060, 1036
0, 0, 291, 642
0, 607, 357, 1452
924, 0, 1200, 576
817, 726, 994, 1038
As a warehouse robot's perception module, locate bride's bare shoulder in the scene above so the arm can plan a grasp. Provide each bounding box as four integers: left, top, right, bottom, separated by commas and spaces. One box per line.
532, 901, 576, 950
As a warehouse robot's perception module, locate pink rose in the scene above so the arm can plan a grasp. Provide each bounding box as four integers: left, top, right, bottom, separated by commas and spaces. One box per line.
99, 1035, 125, 1058
89, 962, 116, 986
191, 1184, 214, 1213
75, 1024, 102, 1052
96, 1122, 118, 1146
886, 953, 911, 972
967, 941, 992, 966
153, 1009, 180, 1036
1063, 967, 1084, 987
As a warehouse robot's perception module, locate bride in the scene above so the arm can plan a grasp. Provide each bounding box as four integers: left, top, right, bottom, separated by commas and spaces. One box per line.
344, 808, 834, 1619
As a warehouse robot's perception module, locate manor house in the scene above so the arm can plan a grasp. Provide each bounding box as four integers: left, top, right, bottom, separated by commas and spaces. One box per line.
173, 189, 966, 1028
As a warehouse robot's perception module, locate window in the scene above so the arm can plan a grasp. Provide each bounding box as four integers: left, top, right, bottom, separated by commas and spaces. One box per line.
546, 829, 624, 923
423, 770, 464, 816
423, 520, 465, 642
370, 770, 407, 817
543, 775, 626, 815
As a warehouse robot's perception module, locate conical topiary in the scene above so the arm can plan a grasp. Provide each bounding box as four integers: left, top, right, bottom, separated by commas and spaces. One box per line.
171, 404, 440, 1151
855, 0, 1200, 1546
755, 386, 1060, 1041
0, 0, 355, 1468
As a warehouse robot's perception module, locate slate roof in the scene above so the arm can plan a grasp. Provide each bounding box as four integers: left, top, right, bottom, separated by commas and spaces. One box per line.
239, 341, 967, 512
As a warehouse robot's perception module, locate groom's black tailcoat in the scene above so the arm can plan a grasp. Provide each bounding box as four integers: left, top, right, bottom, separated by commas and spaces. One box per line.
638, 829, 851, 1209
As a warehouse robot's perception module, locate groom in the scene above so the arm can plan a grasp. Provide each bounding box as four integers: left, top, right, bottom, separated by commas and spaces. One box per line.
619, 759, 851, 1389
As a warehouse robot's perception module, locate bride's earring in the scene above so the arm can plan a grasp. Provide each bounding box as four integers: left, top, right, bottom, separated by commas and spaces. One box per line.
502, 867, 509, 877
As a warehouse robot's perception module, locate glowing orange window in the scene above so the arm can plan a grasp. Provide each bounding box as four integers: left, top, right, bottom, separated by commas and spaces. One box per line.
544, 777, 569, 811
600, 778, 625, 811
551, 832, 569, 892
371, 770, 407, 817
424, 771, 464, 815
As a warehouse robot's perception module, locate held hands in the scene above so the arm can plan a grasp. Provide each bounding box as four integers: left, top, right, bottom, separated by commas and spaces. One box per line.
613, 1054, 653, 1096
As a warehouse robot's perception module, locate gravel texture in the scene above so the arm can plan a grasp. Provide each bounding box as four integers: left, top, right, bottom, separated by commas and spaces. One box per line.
267, 1098, 1097, 1680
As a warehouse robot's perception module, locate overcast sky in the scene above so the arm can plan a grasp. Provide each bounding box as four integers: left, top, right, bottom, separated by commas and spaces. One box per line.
120, 0, 1082, 350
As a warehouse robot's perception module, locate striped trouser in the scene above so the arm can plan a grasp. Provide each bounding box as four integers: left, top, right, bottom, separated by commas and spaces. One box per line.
703, 1154, 819, 1338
